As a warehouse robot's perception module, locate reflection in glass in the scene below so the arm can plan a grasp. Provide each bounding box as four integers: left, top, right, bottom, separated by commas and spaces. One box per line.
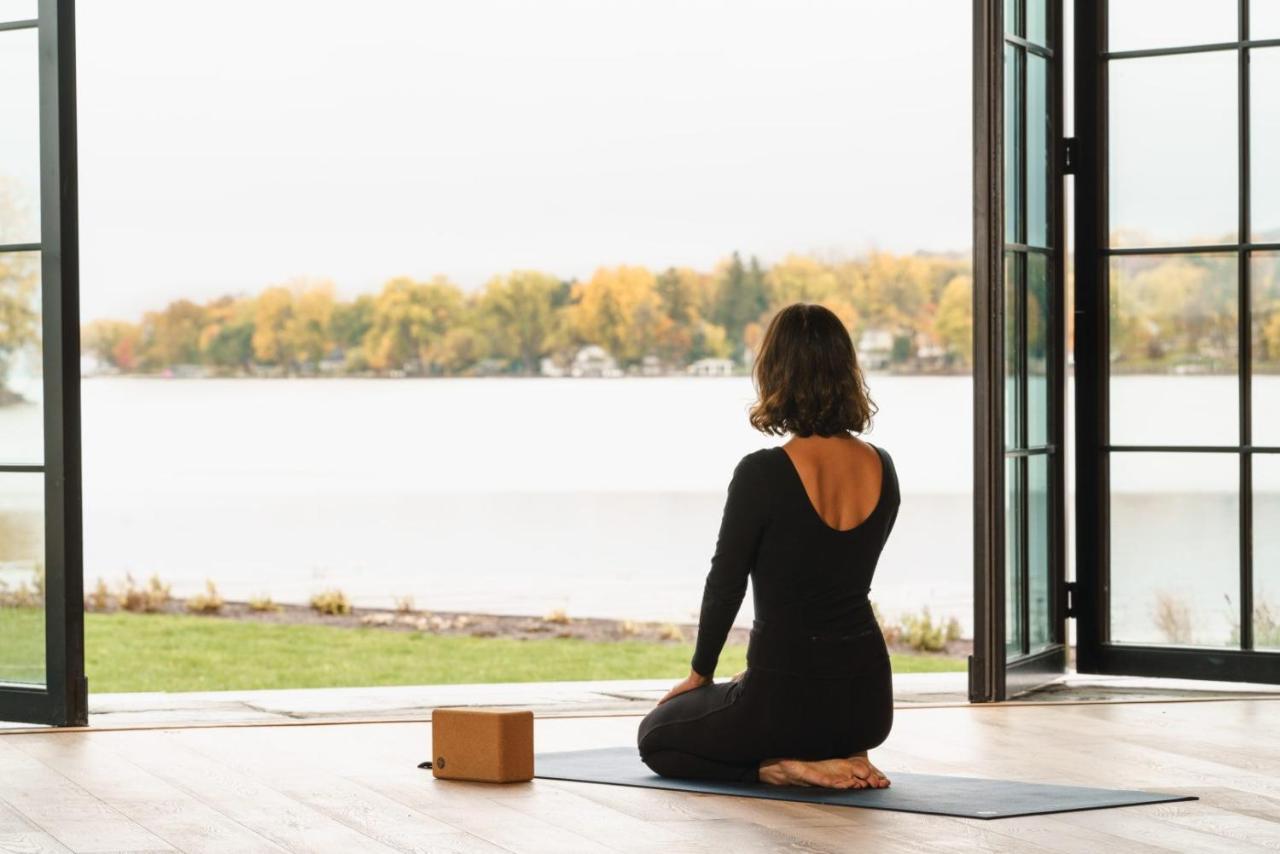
1027, 54, 1050, 248
1256, 456, 1280, 650
1255, 1, 1280, 39
0, 473, 44, 687
1005, 45, 1022, 245
0, 1, 37, 24
1254, 253, 1280, 447
1109, 51, 1237, 248
1027, 254, 1049, 447
0, 27, 41, 245
1006, 457, 1024, 654
1005, 253, 1022, 450
1109, 254, 1237, 445
1028, 454, 1050, 650
1110, 452, 1239, 648
1253, 49, 1280, 241
0, 251, 42, 465
1027, 0, 1047, 46
1109, 0, 1236, 52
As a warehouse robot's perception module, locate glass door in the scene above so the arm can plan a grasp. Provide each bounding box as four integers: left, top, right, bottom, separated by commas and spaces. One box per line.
1074, 0, 1280, 683
972, 0, 1069, 701
0, 0, 85, 726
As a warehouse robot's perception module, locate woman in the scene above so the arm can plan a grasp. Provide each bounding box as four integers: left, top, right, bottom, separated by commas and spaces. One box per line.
636, 302, 899, 789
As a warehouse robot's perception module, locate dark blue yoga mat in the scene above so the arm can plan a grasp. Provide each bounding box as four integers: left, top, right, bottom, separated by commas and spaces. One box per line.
534, 746, 1195, 820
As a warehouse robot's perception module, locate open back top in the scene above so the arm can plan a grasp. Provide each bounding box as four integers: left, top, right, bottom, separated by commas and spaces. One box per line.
690, 443, 901, 678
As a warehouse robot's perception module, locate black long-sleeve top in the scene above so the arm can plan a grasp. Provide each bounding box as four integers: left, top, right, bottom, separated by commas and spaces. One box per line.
690, 443, 901, 678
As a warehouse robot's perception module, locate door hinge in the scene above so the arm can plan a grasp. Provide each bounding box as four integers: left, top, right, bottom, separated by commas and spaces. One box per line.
1063, 137, 1077, 175
1064, 581, 1078, 618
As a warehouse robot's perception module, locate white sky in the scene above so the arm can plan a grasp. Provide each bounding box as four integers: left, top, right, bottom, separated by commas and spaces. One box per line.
64, 1, 971, 321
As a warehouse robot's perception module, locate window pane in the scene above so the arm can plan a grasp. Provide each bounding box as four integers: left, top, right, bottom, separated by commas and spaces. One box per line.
0, 1, 36, 24
1255, 0, 1280, 38
1109, 0, 1237, 52
1006, 456, 1024, 654
1109, 254, 1237, 445
1005, 252, 1022, 449
1005, 0, 1022, 37
1028, 453, 1051, 650
1109, 51, 1237, 248
1027, 0, 1047, 46
0, 473, 44, 687
1027, 253, 1049, 446
0, 250, 42, 465
1027, 54, 1050, 248
1255, 252, 1280, 446
1005, 45, 1023, 244
1110, 452, 1239, 648
1252, 49, 1280, 241
1256, 455, 1280, 650
0, 26, 41, 245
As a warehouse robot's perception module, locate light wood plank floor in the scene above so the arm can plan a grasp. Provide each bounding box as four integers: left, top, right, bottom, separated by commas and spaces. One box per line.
1, 699, 1278, 853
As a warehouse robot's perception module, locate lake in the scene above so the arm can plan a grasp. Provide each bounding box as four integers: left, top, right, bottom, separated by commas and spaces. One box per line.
5, 373, 1277, 642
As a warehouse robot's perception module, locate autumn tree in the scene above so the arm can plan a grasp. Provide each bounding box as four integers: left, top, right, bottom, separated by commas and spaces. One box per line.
566, 265, 668, 366
285, 282, 337, 366
476, 271, 564, 374
363, 276, 464, 373
252, 286, 294, 367
0, 255, 38, 400
935, 275, 973, 367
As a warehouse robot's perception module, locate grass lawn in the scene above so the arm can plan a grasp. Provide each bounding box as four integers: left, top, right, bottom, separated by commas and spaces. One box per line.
4, 610, 963, 693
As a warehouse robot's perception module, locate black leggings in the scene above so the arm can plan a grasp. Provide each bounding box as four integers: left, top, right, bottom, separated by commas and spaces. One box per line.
636, 631, 893, 783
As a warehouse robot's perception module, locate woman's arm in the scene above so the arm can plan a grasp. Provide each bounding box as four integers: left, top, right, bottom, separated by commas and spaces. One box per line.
689, 453, 769, 679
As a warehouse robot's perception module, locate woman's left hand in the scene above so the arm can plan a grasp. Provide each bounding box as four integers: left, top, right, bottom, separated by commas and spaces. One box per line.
657, 670, 712, 705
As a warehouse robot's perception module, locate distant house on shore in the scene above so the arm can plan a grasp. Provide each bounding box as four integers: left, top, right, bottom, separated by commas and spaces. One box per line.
539, 356, 566, 377
639, 354, 664, 376
857, 329, 894, 371
686, 357, 735, 377
914, 334, 949, 371
318, 348, 346, 374
570, 345, 623, 378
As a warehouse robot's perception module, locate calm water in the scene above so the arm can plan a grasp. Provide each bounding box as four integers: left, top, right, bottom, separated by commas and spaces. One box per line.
4, 374, 1278, 640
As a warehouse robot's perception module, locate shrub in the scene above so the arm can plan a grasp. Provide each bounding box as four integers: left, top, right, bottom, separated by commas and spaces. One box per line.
394, 595, 416, 615
87, 578, 111, 611
310, 588, 352, 616
617, 619, 639, 636
185, 580, 224, 615
900, 606, 948, 653
542, 608, 570, 625
248, 594, 282, 613
657, 623, 684, 642
119, 574, 171, 613
872, 600, 903, 646
1154, 592, 1192, 644
945, 616, 963, 642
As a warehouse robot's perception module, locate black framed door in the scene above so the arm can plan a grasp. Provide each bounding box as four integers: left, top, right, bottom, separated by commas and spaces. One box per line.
1074, 0, 1280, 684
972, 0, 1070, 702
0, 0, 85, 727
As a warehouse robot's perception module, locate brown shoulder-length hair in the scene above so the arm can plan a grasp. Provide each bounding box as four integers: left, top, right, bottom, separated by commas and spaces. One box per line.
747, 303, 876, 437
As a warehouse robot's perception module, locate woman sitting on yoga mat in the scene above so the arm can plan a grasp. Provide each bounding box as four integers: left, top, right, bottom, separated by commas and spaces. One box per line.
636, 302, 899, 790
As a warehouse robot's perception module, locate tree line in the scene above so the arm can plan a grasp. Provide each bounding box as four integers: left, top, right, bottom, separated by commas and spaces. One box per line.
77, 251, 975, 378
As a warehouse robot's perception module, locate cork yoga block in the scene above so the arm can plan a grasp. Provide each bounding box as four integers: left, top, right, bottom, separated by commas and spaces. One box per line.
430, 707, 535, 783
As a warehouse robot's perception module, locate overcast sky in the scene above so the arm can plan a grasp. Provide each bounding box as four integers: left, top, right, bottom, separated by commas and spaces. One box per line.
65, 0, 971, 322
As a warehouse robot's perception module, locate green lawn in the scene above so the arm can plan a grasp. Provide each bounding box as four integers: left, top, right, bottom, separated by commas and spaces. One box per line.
2, 610, 963, 693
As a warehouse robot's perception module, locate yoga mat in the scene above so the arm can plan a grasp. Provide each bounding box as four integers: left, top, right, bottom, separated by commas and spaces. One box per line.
533, 746, 1196, 820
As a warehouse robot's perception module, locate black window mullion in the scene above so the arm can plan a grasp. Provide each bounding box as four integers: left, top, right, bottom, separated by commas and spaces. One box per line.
1238, 0, 1253, 652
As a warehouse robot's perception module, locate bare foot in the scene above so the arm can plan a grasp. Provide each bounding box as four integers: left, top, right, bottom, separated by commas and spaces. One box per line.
846, 752, 891, 788
757, 757, 873, 789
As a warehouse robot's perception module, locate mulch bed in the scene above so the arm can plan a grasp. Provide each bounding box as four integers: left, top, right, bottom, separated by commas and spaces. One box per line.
83, 597, 971, 659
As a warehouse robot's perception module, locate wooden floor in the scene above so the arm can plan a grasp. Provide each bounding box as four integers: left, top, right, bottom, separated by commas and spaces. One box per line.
1, 699, 1279, 853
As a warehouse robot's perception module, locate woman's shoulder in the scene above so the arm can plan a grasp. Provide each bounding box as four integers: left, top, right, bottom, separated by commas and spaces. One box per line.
735, 446, 780, 476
